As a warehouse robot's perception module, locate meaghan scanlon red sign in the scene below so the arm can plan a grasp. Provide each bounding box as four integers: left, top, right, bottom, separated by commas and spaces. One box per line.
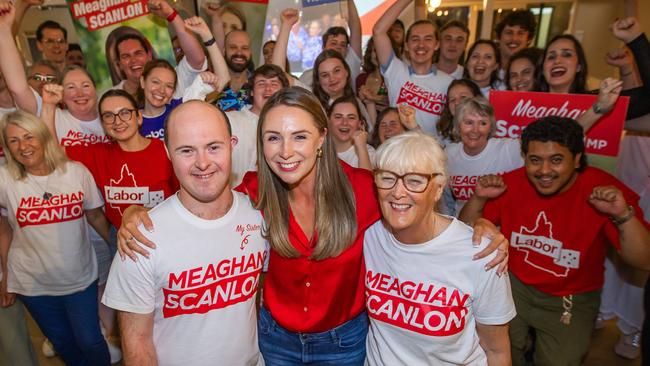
489, 91, 629, 157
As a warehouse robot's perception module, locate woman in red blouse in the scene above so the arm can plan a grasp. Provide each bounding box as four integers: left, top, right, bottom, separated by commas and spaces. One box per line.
117, 87, 508, 365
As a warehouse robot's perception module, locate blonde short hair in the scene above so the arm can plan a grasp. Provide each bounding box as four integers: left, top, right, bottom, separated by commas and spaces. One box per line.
0, 110, 68, 180
374, 131, 447, 187
452, 96, 497, 141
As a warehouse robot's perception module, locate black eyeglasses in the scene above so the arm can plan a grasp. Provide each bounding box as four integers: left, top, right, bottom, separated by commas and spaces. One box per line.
101, 109, 136, 124
374, 169, 440, 193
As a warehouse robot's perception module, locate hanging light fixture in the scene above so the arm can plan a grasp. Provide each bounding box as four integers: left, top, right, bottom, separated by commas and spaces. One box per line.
426, 0, 442, 13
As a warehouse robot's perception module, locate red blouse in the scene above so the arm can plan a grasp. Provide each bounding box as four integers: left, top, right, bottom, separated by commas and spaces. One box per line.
237, 162, 380, 332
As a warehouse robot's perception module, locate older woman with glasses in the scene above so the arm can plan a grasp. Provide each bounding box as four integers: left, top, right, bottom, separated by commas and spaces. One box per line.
364, 131, 516, 365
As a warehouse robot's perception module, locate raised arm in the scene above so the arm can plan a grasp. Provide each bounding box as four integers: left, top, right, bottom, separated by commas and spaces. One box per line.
203, 2, 226, 55
12, 0, 43, 36
575, 77, 623, 133
272, 9, 299, 73
184, 16, 229, 91
459, 174, 507, 226
40, 83, 62, 139
346, 0, 362, 59
0, 2, 37, 114
119, 311, 157, 366
604, 48, 640, 90
149, 0, 205, 70
372, 0, 410, 67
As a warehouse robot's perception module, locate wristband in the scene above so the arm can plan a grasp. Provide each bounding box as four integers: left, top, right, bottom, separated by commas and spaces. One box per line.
592, 102, 612, 115
203, 38, 216, 47
166, 10, 178, 22
611, 205, 635, 226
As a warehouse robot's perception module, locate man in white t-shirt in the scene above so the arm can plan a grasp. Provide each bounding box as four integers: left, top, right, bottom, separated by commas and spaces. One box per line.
373, 0, 453, 139
102, 101, 267, 366
297, 0, 362, 89
227, 64, 289, 186
435, 20, 469, 80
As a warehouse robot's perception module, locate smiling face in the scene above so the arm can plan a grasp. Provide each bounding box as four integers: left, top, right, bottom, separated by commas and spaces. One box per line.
499, 25, 530, 61
62, 69, 97, 118
377, 166, 442, 243
117, 39, 151, 83
99, 96, 141, 142
459, 111, 491, 155
27, 64, 58, 95
262, 42, 275, 65
448, 84, 476, 117
329, 102, 362, 146
439, 26, 468, 63
251, 75, 283, 112
317, 58, 348, 99
141, 67, 176, 109
378, 110, 404, 143
525, 140, 580, 195
324, 33, 348, 56
168, 102, 235, 206
225, 31, 252, 73
261, 105, 325, 189
406, 23, 437, 67
5, 123, 47, 175
543, 38, 580, 93
37, 28, 68, 63
509, 57, 536, 91
467, 43, 498, 88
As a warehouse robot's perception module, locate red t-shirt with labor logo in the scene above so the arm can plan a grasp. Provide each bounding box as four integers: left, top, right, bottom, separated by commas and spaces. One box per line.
363, 219, 516, 365
483, 167, 649, 296
102, 192, 267, 366
381, 53, 453, 139
66, 139, 178, 228
0, 161, 103, 296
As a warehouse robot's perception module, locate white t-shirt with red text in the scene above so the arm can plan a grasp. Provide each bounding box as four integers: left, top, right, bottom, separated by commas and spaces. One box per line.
382, 54, 453, 139
54, 108, 111, 147
446, 138, 523, 216
0, 162, 103, 296
102, 192, 267, 366
363, 219, 516, 366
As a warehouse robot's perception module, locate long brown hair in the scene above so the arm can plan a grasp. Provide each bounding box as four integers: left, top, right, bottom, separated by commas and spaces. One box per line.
255, 87, 357, 260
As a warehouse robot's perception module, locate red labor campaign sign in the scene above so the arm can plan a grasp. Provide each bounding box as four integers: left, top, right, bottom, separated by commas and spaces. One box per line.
489, 91, 628, 158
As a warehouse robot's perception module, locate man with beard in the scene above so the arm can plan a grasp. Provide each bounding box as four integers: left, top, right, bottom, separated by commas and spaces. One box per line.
214, 29, 254, 111
111, 0, 206, 98
459, 116, 650, 366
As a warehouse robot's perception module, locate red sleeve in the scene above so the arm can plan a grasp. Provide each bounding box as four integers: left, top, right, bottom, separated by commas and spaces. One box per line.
235, 171, 259, 202
482, 196, 503, 226
65, 145, 96, 175
342, 162, 381, 225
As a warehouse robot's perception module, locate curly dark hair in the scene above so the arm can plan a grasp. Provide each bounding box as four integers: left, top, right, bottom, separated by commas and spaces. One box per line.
495, 10, 537, 39
521, 116, 587, 171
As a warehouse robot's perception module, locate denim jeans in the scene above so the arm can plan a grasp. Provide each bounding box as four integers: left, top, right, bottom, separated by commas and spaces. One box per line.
258, 306, 367, 365
19, 281, 110, 366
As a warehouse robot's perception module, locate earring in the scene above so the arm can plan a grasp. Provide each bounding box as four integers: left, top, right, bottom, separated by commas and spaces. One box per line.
316, 148, 323, 158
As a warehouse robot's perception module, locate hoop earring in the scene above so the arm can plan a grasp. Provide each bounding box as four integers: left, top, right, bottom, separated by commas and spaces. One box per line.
316, 148, 323, 158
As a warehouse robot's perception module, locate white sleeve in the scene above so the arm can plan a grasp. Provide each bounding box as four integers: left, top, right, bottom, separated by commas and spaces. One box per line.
505, 139, 524, 170
182, 74, 214, 102
380, 53, 409, 106
173, 56, 209, 100
0, 169, 8, 209
345, 47, 362, 91
298, 69, 314, 89
101, 233, 156, 314
78, 163, 104, 210
472, 240, 517, 325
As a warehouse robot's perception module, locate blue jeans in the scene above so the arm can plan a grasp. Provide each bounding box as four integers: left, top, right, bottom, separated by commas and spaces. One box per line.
258, 306, 367, 365
18, 281, 110, 366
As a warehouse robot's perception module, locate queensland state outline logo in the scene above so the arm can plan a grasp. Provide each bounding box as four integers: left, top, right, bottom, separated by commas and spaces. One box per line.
510, 211, 580, 277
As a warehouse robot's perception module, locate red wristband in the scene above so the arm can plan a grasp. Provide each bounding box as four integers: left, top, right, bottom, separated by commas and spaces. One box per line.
166, 10, 178, 22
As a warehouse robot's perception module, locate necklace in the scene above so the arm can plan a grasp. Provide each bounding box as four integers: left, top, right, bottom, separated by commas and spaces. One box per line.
31, 172, 53, 200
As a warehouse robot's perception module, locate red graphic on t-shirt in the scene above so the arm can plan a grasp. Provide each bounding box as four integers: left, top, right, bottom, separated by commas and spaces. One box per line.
162, 251, 267, 318
396, 81, 446, 116
235, 223, 262, 250
365, 270, 469, 336
15, 192, 85, 227
60, 130, 111, 147
510, 211, 580, 277
449, 175, 479, 201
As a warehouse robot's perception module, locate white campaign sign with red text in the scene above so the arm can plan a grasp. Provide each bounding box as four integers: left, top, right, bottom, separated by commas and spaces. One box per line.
489, 91, 628, 157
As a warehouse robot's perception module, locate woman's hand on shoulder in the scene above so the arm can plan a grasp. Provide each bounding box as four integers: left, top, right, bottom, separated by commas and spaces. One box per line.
117, 205, 156, 262
472, 218, 508, 276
